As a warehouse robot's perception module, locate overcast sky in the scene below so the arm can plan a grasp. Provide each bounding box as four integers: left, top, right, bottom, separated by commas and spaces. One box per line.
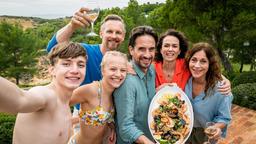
0, 0, 165, 19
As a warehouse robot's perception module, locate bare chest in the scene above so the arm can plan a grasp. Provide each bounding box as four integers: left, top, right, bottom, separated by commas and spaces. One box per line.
14, 104, 72, 144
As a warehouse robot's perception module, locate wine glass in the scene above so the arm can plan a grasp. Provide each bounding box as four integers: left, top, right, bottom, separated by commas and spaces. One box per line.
86, 7, 100, 37
203, 122, 218, 144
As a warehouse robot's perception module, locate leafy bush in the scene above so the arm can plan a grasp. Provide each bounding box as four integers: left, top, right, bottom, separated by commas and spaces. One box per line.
222, 71, 238, 82
232, 83, 256, 110
232, 71, 256, 87
0, 113, 16, 144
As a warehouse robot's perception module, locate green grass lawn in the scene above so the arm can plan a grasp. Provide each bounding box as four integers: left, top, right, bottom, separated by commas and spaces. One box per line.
232, 63, 252, 72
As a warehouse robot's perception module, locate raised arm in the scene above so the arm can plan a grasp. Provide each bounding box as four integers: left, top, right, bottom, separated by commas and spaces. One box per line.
0, 77, 47, 114
57, 7, 91, 42
46, 7, 91, 52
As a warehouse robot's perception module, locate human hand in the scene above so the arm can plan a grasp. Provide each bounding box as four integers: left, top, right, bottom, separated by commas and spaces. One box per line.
135, 135, 156, 144
107, 123, 116, 144
217, 79, 231, 96
204, 122, 222, 143
210, 127, 222, 141
70, 7, 92, 30
107, 127, 116, 144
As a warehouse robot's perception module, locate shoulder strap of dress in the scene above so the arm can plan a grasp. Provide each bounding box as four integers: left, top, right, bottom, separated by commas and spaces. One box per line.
98, 81, 102, 106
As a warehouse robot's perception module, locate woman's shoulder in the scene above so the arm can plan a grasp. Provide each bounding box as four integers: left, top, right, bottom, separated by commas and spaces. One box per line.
211, 85, 233, 100
75, 82, 98, 97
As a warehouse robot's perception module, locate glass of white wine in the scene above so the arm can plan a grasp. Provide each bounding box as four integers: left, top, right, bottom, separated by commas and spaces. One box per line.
86, 7, 100, 37
203, 122, 218, 144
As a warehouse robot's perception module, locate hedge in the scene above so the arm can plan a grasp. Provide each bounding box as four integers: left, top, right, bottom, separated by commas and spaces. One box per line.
0, 113, 16, 144
232, 83, 256, 110
232, 71, 256, 87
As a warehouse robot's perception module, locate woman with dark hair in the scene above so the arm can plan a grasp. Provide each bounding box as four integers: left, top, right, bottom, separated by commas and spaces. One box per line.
154, 29, 190, 90
154, 29, 231, 94
185, 42, 232, 144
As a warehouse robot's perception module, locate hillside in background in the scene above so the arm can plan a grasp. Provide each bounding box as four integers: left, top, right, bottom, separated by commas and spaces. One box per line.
0, 15, 70, 29
0, 15, 40, 29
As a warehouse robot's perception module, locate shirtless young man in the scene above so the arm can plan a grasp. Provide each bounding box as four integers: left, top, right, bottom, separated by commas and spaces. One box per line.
0, 42, 87, 144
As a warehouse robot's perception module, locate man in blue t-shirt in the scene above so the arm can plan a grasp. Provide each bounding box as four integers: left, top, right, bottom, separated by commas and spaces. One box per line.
46, 7, 126, 113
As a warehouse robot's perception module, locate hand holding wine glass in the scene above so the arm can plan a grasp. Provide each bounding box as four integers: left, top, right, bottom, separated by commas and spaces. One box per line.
69, 7, 91, 30
203, 122, 222, 144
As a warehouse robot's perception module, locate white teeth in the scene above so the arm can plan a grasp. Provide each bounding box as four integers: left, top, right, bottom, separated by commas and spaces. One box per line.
113, 79, 121, 82
193, 70, 201, 74
166, 53, 174, 56
109, 40, 117, 43
67, 77, 79, 80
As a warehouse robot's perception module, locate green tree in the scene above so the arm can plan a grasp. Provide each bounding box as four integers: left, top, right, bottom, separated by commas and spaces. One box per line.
0, 21, 39, 85
227, 11, 256, 72
148, 0, 255, 73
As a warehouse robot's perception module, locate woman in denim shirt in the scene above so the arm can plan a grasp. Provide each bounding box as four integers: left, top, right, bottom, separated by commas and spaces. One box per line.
185, 42, 233, 144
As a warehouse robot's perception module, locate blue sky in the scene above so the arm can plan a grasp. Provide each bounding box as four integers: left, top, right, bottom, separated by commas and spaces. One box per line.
0, 0, 165, 19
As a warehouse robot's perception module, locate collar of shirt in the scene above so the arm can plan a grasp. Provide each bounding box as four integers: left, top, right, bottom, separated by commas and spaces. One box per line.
187, 77, 205, 102
187, 77, 217, 102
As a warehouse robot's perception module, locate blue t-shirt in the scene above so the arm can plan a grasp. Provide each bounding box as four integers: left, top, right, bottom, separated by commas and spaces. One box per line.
47, 35, 103, 109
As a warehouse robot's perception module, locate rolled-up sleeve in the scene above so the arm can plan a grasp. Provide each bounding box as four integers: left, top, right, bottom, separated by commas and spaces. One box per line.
46, 34, 57, 52
114, 78, 143, 143
213, 93, 233, 137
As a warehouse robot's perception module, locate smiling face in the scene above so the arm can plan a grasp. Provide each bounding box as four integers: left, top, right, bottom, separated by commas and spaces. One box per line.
101, 54, 127, 89
189, 50, 209, 80
100, 20, 125, 51
160, 35, 181, 62
129, 35, 156, 73
51, 56, 86, 90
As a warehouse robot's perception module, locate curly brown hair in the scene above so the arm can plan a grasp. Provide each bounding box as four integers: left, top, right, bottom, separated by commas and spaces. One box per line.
185, 42, 222, 93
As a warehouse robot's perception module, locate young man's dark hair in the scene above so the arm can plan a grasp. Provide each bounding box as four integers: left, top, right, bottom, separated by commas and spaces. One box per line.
49, 42, 87, 66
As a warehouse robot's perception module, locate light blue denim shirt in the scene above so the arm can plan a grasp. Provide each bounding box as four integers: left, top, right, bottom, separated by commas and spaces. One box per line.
185, 77, 233, 137
114, 61, 156, 144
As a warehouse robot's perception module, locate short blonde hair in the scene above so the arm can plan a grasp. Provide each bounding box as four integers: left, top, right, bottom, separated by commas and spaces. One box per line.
101, 51, 128, 69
